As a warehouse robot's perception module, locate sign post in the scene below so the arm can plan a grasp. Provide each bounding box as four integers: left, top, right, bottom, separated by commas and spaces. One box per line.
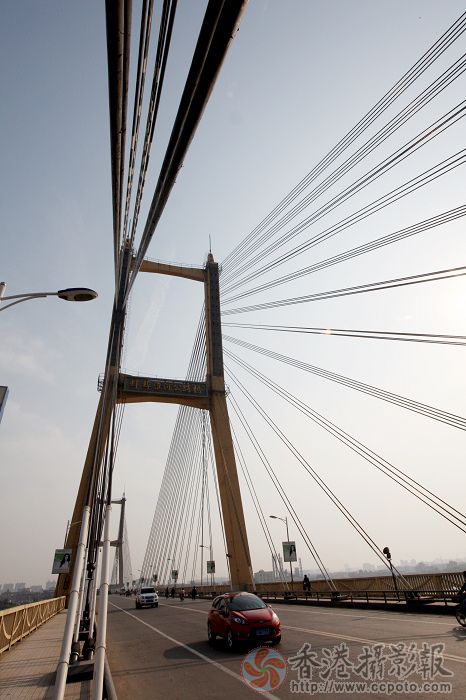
52, 549, 72, 575
282, 540, 297, 591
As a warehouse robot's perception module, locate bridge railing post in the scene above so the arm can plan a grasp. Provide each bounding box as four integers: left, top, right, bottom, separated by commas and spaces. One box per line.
54, 505, 90, 700
93, 505, 112, 700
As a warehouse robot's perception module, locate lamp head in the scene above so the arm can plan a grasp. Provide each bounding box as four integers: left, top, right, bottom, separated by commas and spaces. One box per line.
57, 287, 98, 302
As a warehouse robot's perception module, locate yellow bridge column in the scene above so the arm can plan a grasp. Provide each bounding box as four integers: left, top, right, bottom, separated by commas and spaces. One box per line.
55, 390, 114, 600
205, 254, 254, 591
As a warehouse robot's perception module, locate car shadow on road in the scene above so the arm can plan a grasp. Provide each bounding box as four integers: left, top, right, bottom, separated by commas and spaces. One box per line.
451, 625, 466, 642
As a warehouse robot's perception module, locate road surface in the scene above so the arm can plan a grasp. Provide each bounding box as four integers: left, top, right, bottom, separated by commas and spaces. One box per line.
106, 594, 466, 699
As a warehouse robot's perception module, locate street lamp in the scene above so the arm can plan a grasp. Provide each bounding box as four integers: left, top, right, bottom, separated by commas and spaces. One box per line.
199, 544, 214, 587
270, 515, 294, 590
383, 546, 400, 600
166, 558, 174, 586
199, 545, 207, 588
0, 282, 98, 312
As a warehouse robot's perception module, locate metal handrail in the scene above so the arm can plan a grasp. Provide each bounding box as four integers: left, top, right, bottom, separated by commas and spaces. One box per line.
0, 597, 66, 655
190, 570, 465, 602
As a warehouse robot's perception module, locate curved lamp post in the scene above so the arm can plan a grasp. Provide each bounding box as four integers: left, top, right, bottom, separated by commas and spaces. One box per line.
270, 514, 294, 590
0, 282, 98, 312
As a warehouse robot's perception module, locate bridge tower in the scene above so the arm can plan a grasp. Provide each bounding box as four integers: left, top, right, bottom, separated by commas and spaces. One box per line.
127, 253, 254, 590
59, 253, 254, 596
110, 495, 132, 589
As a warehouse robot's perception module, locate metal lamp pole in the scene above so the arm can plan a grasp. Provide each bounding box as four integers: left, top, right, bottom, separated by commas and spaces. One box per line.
0, 284, 98, 312
200, 545, 204, 588
270, 515, 294, 591
200, 544, 212, 587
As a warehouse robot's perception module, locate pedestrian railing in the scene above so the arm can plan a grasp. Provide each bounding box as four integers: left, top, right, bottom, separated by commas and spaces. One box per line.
259, 588, 456, 605
0, 597, 66, 654
191, 571, 465, 609
193, 571, 464, 598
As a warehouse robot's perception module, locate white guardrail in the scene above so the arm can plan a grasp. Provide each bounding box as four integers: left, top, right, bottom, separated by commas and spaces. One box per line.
0, 596, 66, 655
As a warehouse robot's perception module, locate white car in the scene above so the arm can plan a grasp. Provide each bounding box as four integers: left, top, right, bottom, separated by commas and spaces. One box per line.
136, 586, 159, 609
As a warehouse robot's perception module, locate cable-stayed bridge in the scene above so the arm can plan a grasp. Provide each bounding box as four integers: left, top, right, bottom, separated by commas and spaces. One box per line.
2, 2, 466, 698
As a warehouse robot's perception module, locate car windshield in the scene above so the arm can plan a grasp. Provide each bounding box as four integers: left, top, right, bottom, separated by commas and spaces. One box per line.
141, 587, 155, 594
229, 594, 267, 611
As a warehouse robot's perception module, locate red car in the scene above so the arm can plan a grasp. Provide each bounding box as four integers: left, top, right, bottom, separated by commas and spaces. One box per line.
207, 592, 281, 649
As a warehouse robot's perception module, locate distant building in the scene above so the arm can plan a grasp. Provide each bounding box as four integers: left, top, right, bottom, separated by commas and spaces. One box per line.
15, 583, 26, 591
254, 570, 276, 584
45, 581, 55, 590
2, 584, 14, 593
30, 585, 43, 593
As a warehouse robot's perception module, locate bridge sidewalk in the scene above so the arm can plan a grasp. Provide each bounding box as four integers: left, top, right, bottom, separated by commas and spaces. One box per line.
0, 610, 90, 699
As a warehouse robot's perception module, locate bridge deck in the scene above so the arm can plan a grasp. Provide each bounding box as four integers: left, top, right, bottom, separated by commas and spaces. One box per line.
107, 595, 466, 699
0, 610, 89, 699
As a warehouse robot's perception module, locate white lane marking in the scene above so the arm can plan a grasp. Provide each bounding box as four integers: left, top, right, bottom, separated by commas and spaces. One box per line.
109, 602, 280, 699
283, 624, 466, 665
162, 601, 454, 628
274, 603, 456, 627
160, 602, 208, 615
159, 603, 466, 665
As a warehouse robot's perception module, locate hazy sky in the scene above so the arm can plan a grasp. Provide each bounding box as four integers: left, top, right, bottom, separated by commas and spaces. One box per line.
1, 1, 465, 586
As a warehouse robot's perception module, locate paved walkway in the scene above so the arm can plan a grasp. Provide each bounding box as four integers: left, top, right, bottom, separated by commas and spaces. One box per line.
0, 611, 90, 699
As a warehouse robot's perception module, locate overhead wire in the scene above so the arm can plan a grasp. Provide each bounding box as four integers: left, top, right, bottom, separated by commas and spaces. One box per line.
230, 418, 289, 588
158, 409, 201, 582
222, 101, 466, 288
122, 0, 155, 240
180, 416, 209, 585
165, 409, 203, 584
223, 264, 466, 316
227, 391, 336, 589
128, 0, 178, 247
206, 414, 231, 582
223, 334, 466, 430
141, 314, 206, 581
223, 204, 466, 302
105, 0, 132, 280
226, 367, 412, 585
143, 310, 207, 583
170, 407, 202, 582
221, 11, 466, 276
185, 426, 207, 584
225, 349, 466, 533
223, 322, 466, 347
145, 405, 203, 583
222, 56, 466, 285
221, 149, 466, 303
127, 0, 248, 302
